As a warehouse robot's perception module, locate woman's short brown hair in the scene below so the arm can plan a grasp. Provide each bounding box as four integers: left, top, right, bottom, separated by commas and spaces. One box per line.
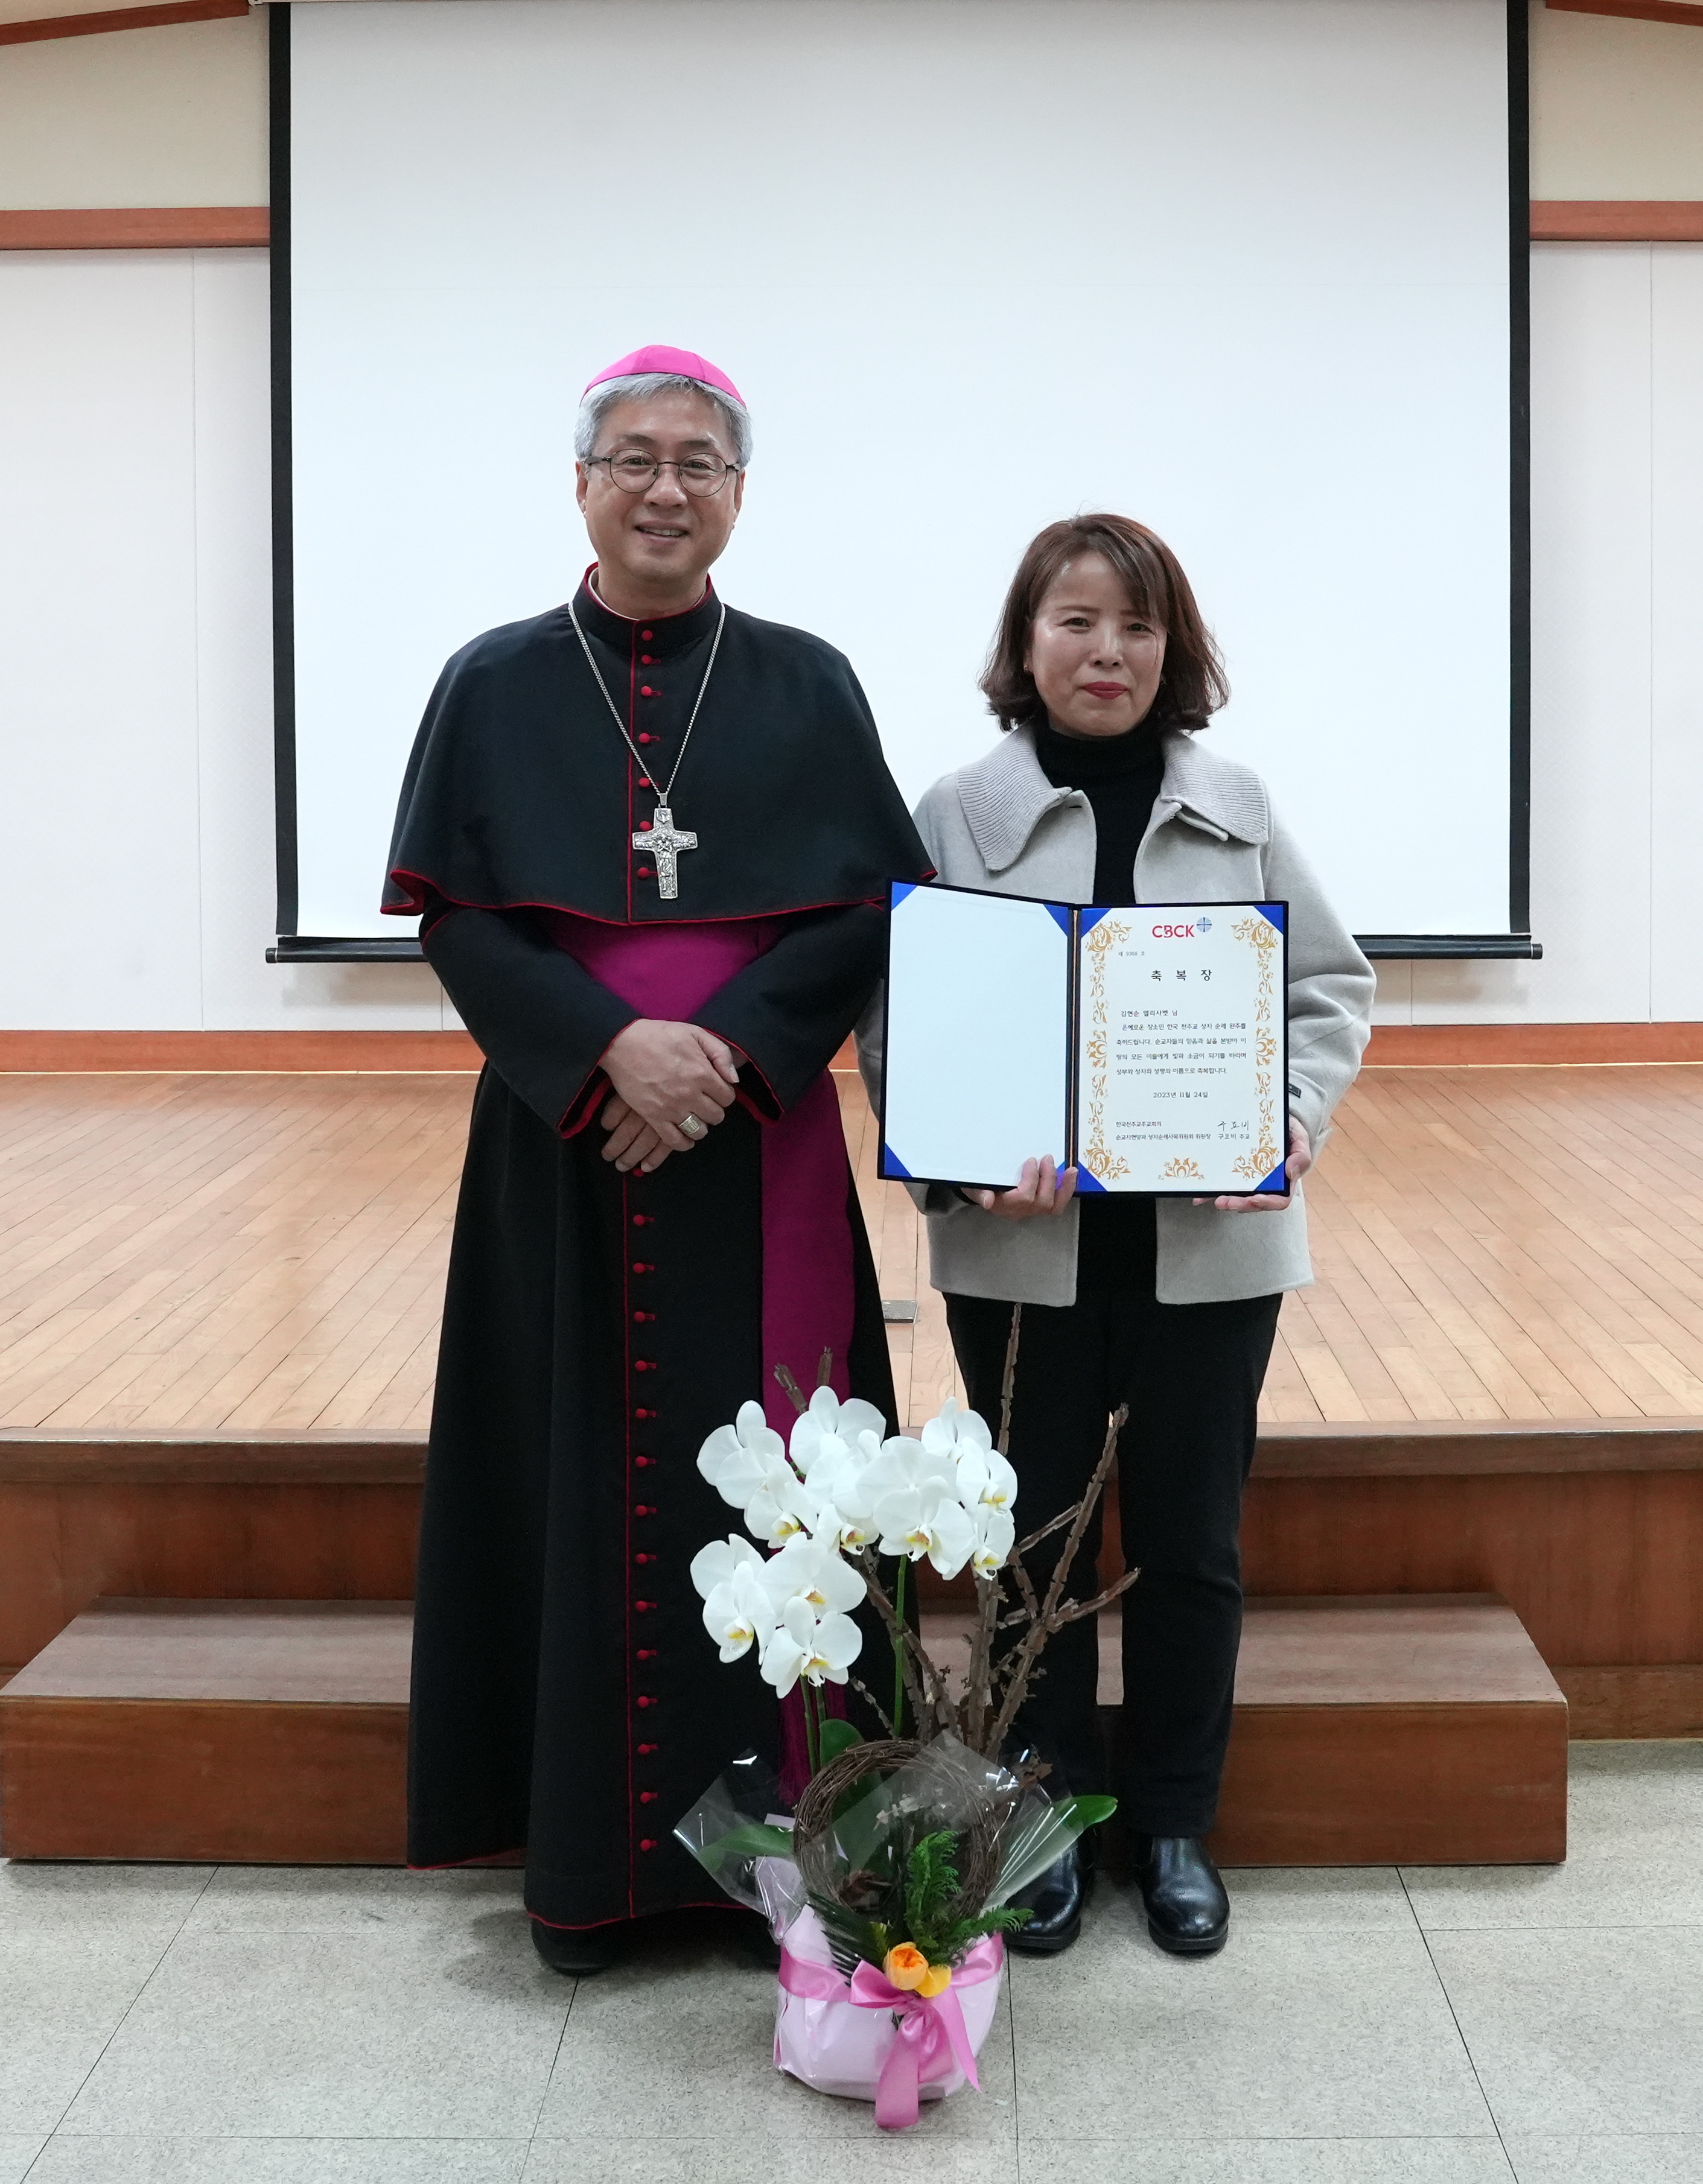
979, 513, 1229, 733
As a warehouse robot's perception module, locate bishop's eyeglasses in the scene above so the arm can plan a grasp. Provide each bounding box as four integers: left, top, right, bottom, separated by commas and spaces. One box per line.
586, 452, 740, 497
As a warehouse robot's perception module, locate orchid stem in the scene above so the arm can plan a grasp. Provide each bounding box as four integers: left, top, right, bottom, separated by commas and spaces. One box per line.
891, 1557, 907, 1739
802, 1678, 820, 1777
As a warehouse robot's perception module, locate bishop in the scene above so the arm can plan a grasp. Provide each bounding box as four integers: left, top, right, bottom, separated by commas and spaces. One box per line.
384, 346, 930, 1976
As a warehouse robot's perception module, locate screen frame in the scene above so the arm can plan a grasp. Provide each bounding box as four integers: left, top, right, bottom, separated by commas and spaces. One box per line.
265, 0, 1538, 967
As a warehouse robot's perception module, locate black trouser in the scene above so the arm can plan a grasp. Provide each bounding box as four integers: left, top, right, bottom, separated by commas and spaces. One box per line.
946, 1260, 1281, 1838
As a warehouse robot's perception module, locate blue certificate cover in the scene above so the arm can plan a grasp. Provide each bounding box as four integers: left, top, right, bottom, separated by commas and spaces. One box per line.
877, 881, 1291, 1197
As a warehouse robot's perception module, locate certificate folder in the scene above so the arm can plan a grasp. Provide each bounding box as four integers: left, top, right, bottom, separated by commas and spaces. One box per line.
877, 881, 1290, 1197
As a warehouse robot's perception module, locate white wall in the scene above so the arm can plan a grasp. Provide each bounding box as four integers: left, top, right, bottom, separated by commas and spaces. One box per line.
1529, 1, 1703, 201
0, 248, 444, 1029
2, 3, 1702, 1032
0, 13, 267, 209
3, 240, 1702, 1030
1374, 242, 1703, 1026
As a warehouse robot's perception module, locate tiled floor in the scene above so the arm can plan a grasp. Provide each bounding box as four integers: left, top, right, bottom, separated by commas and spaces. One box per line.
1, 1746, 1699, 2183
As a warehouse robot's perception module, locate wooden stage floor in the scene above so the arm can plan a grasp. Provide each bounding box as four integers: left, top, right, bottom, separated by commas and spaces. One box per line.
3, 1064, 1703, 1435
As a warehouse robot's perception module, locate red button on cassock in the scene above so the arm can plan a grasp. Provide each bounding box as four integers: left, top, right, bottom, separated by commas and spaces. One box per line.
638, 776, 653, 789
634, 1456, 654, 1470
640, 1839, 657, 1850
637, 732, 654, 744
635, 1552, 652, 1564
640, 1791, 658, 1803
637, 867, 654, 879
638, 1741, 657, 1754
636, 1695, 654, 1709
640, 686, 655, 697
637, 1647, 657, 1660
640, 629, 653, 640
641, 654, 655, 665
635, 1598, 655, 1611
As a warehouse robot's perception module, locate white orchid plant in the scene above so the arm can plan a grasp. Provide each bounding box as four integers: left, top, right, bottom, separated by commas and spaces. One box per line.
690, 1328, 1136, 1774
680, 1329, 1138, 1993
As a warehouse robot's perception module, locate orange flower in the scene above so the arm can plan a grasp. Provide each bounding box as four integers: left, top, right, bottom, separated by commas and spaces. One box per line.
918, 1961, 953, 1999
883, 1944, 929, 1992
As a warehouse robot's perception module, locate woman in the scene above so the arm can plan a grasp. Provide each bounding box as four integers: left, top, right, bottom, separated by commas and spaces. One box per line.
865, 515, 1372, 1957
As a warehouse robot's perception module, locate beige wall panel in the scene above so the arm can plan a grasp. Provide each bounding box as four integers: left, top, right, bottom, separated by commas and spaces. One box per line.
0, 13, 267, 211
1530, 1, 1703, 202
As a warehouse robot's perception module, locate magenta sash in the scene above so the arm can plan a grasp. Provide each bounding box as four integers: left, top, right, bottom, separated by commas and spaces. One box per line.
540, 913, 856, 1433
778, 1936, 1003, 2130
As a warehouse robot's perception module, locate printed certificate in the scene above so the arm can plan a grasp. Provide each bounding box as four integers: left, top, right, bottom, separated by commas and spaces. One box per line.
877, 881, 1290, 1198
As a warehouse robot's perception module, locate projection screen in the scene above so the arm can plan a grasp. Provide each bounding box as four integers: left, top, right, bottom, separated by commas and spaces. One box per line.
273, 0, 1527, 953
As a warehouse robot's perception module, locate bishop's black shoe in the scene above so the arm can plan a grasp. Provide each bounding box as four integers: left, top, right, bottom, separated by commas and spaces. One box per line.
735, 1913, 782, 1970
1135, 1835, 1229, 1956
1005, 1840, 1087, 1955
530, 1916, 622, 1975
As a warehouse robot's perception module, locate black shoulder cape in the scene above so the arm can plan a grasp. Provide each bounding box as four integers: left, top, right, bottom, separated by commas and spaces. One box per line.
384, 579, 931, 924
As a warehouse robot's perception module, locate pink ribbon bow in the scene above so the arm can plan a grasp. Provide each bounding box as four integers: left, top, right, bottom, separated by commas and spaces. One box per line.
778, 1935, 1004, 2131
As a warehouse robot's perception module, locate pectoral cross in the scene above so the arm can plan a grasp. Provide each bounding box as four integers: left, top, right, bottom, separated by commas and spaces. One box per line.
632, 804, 698, 901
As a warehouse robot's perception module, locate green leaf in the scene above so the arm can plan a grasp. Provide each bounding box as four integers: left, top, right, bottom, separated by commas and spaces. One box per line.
1056, 1794, 1118, 1831
703, 1822, 795, 1867
902, 1830, 964, 1957
807, 1890, 889, 1976
816, 1718, 864, 1767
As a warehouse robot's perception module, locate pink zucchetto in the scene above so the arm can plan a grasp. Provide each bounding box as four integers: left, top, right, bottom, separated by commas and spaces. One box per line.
582, 344, 745, 407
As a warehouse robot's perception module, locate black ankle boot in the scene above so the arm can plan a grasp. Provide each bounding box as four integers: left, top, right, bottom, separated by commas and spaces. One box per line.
1006, 1840, 1087, 1955
1135, 1835, 1229, 1956
530, 1916, 621, 1975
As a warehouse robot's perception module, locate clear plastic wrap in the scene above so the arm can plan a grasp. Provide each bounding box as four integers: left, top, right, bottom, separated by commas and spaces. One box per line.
672, 1750, 795, 1922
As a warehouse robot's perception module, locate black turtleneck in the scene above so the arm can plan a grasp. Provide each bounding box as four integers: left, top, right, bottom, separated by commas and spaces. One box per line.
1033, 717, 1165, 909
1033, 717, 1165, 1289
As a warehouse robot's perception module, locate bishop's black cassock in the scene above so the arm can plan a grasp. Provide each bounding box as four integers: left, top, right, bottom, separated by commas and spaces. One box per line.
386, 577, 931, 1934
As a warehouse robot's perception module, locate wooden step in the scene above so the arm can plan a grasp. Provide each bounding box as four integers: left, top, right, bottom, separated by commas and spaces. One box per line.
2, 1593, 1566, 1868
1213, 1595, 1567, 1864
0, 1599, 409, 1863
953, 1591, 1567, 1865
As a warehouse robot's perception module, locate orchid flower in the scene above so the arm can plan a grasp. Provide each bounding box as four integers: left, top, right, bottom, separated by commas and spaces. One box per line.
759, 1532, 867, 1616
858, 1433, 956, 1509
955, 1442, 1019, 1515
924, 1397, 1019, 1515
688, 1533, 766, 1601
696, 1401, 790, 1509
700, 1563, 780, 1662
969, 1502, 1016, 1577
876, 1476, 977, 1578
742, 1464, 823, 1549
788, 1386, 887, 1480
813, 1426, 884, 1550
921, 1395, 992, 1459
759, 1596, 863, 1696
861, 1435, 976, 1576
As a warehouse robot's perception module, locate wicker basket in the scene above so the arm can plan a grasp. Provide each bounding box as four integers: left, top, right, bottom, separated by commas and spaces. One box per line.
790, 1737, 1004, 1921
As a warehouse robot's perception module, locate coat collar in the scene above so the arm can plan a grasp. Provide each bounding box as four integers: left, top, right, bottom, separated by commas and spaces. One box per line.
957, 723, 1270, 874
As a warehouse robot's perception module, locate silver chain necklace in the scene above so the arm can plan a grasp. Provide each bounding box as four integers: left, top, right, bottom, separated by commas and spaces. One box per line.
567, 592, 727, 901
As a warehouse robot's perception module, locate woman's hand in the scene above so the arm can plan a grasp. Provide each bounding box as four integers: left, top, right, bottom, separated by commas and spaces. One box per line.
966, 1156, 1078, 1221
600, 1020, 739, 1154
599, 1094, 673, 1174
1197, 1117, 1312, 1213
